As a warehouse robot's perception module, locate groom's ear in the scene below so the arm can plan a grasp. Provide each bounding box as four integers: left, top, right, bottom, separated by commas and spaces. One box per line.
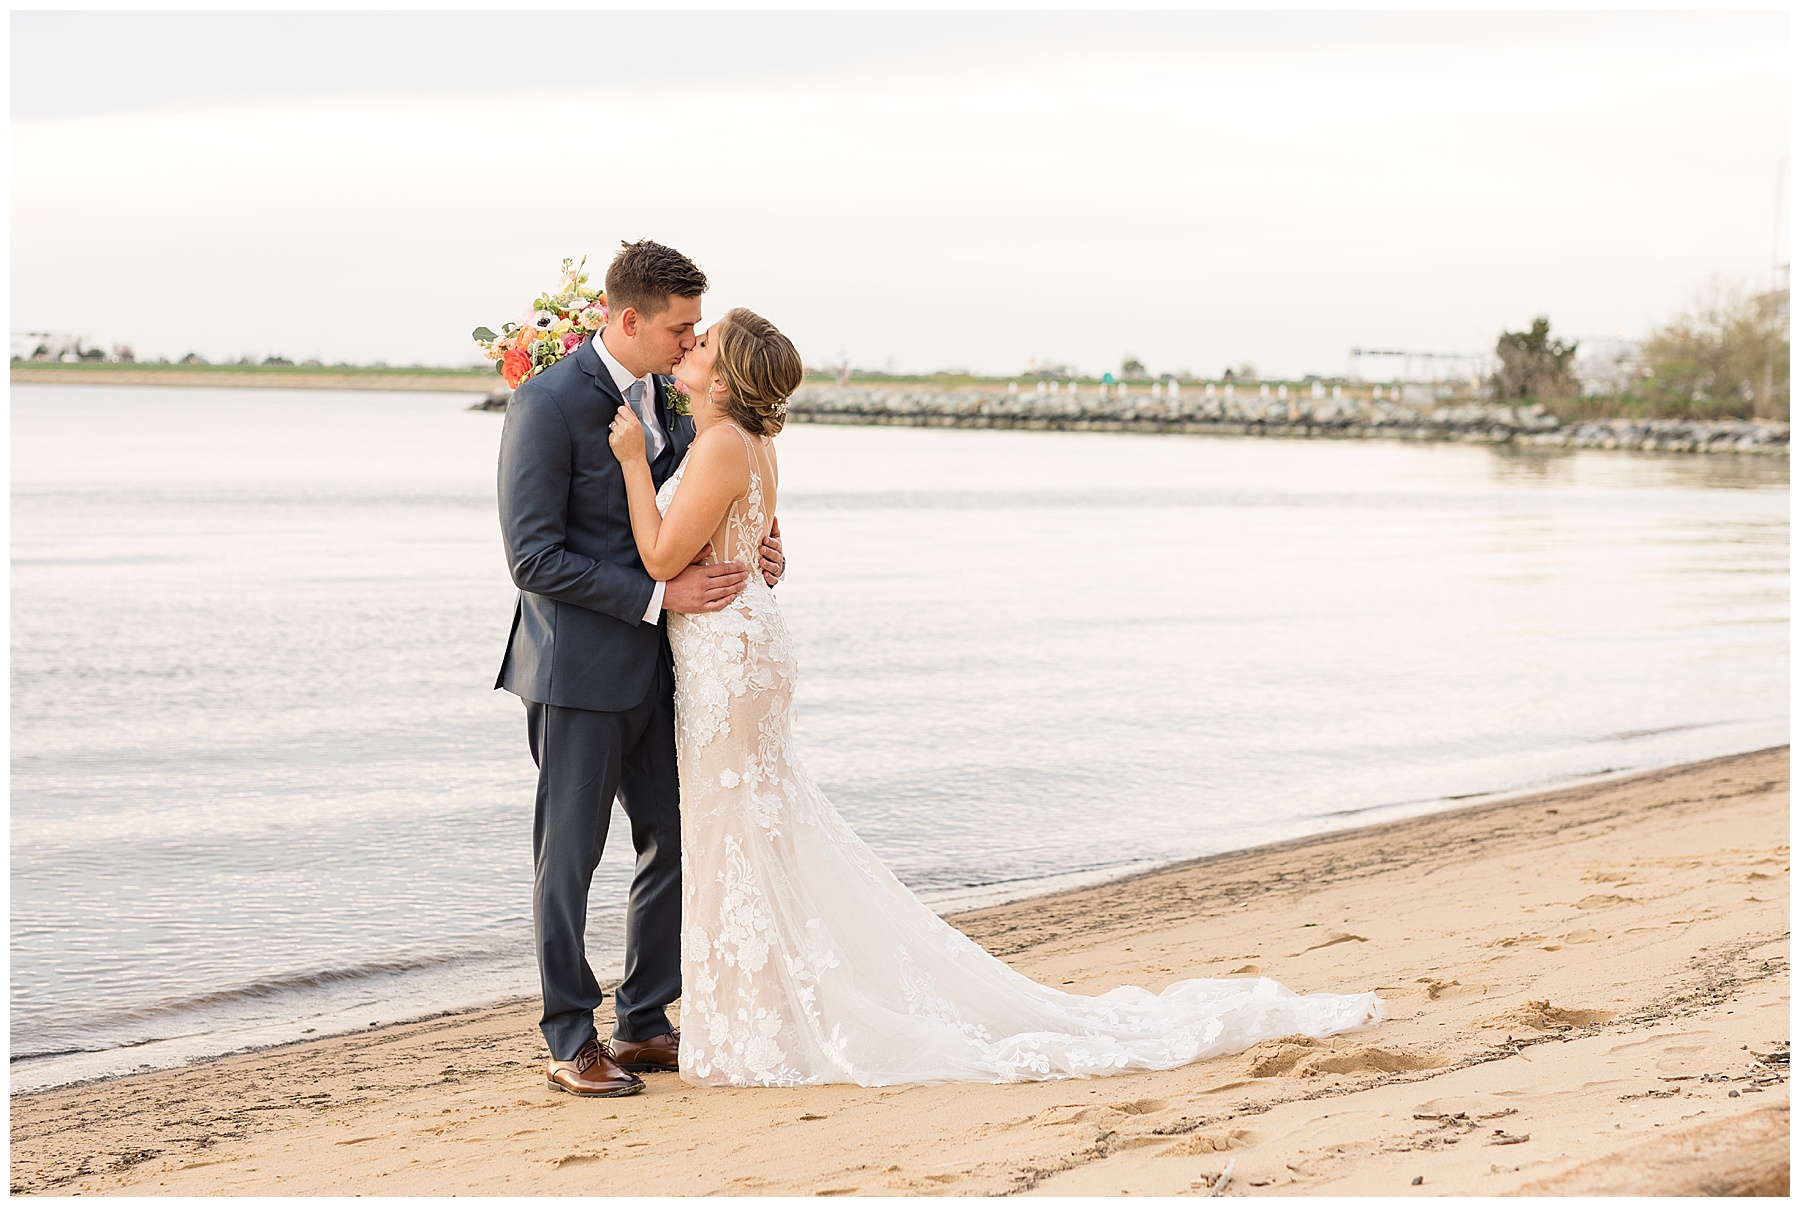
615, 306, 639, 338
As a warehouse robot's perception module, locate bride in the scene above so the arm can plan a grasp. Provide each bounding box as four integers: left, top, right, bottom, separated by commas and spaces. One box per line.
606, 308, 1382, 1087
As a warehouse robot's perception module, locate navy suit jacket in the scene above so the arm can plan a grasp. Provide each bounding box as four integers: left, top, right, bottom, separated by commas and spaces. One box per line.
494, 337, 695, 712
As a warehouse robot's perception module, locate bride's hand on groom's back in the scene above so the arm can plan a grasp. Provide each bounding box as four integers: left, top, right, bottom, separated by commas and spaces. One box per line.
663, 545, 749, 615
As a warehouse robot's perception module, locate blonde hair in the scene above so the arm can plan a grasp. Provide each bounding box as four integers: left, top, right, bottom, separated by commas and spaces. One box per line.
714, 307, 802, 436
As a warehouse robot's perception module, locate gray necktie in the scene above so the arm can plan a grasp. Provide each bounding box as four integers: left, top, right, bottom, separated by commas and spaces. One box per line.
625, 380, 663, 458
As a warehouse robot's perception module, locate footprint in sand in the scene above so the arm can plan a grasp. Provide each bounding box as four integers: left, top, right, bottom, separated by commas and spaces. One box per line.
1155, 1129, 1255, 1157
1415, 977, 1488, 1001
1110, 1099, 1168, 1116
1237, 1036, 1444, 1078
1474, 1000, 1616, 1032
1031, 1099, 1167, 1127
1031, 1105, 1103, 1127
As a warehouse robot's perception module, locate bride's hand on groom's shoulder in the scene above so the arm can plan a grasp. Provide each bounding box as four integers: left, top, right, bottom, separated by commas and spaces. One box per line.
607, 405, 646, 463
664, 546, 749, 615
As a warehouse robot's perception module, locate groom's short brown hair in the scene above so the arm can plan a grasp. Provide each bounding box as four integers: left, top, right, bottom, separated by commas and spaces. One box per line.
605, 240, 707, 321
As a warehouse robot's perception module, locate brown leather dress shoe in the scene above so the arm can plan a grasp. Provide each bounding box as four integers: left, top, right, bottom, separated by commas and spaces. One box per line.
546, 1038, 644, 1097
610, 1028, 679, 1073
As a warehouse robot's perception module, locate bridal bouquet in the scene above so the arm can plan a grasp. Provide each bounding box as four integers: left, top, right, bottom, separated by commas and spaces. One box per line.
473, 257, 607, 388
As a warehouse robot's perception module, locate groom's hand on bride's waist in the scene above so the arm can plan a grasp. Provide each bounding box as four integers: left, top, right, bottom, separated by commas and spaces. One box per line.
662, 546, 748, 615
759, 517, 785, 588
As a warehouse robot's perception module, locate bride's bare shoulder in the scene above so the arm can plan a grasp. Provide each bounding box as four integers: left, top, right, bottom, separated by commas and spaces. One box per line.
690, 422, 756, 458
682, 424, 753, 485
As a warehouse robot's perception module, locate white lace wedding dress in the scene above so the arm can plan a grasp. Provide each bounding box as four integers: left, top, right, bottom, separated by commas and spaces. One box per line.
656, 427, 1383, 1087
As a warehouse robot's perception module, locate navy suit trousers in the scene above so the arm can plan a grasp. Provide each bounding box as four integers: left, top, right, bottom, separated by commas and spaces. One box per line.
524, 655, 681, 1057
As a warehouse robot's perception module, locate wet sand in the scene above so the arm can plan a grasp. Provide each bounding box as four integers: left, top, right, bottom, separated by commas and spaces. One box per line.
9, 747, 1788, 1196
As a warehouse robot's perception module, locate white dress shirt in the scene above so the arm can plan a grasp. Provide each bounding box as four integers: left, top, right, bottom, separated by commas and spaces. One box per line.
594, 330, 668, 624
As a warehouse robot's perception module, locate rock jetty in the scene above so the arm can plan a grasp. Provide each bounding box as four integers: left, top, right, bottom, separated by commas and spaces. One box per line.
472, 386, 1788, 454
782, 386, 1789, 455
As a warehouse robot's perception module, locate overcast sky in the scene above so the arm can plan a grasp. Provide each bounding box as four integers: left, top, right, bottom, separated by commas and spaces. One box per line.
11, 10, 1789, 378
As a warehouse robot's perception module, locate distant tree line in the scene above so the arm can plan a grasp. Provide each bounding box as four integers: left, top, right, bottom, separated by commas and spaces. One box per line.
1495, 279, 1789, 421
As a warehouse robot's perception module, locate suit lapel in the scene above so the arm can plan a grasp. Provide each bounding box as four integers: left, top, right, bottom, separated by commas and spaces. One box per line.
581, 341, 680, 482
650, 376, 687, 483
577, 339, 624, 411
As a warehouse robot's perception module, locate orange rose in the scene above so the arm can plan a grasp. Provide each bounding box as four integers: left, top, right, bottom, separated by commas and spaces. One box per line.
502, 347, 533, 388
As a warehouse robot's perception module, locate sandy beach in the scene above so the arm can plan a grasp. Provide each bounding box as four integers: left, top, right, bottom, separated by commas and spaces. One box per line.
9, 747, 1788, 1197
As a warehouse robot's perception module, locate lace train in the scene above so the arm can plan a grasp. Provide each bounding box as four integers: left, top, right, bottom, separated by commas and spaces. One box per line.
657, 436, 1383, 1087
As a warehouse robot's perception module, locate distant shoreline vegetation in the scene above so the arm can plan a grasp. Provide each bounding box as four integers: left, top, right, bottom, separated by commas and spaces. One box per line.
9, 360, 498, 392
11, 359, 1787, 455
15, 269, 1788, 423
15, 272, 1787, 425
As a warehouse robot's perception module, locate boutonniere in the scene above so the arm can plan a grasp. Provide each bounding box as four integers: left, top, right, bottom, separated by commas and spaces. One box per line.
664, 381, 692, 419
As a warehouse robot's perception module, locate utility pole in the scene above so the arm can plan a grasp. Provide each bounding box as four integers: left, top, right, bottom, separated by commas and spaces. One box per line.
1759, 156, 1788, 419
1774, 154, 1787, 297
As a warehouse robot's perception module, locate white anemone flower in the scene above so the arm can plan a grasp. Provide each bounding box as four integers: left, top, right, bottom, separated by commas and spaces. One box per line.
530, 310, 557, 331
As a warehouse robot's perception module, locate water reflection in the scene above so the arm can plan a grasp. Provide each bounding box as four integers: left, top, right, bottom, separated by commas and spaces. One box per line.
1487, 442, 1790, 490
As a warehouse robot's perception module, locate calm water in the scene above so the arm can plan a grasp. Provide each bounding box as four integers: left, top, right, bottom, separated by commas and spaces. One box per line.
11, 385, 1788, 1090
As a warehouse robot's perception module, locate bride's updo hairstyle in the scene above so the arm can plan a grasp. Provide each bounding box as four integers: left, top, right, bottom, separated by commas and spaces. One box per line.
714, 307, 803, 436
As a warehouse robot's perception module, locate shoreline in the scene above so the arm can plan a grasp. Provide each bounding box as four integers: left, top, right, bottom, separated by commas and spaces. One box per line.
10, 746, 1788, 1195
8, 366, 499, 393
14, 369, 1786, 454
7, 751, 1753, 1098
785, 393, 1790, 455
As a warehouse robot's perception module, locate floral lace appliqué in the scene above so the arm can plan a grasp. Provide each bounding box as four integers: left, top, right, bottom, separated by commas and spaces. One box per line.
658, 426, 1385, 1088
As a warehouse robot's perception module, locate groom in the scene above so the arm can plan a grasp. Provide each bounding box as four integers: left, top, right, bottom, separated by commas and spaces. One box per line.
495, 240, 785, 1097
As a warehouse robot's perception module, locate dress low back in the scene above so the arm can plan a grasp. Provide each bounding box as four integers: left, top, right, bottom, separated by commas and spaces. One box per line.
656, 426, 1382, 1087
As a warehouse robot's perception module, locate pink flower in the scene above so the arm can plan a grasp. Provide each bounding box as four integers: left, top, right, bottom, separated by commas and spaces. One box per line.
561, 332, 587, 355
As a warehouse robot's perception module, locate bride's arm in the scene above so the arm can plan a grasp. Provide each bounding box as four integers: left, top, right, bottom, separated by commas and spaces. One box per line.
608, 413, 750, 581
